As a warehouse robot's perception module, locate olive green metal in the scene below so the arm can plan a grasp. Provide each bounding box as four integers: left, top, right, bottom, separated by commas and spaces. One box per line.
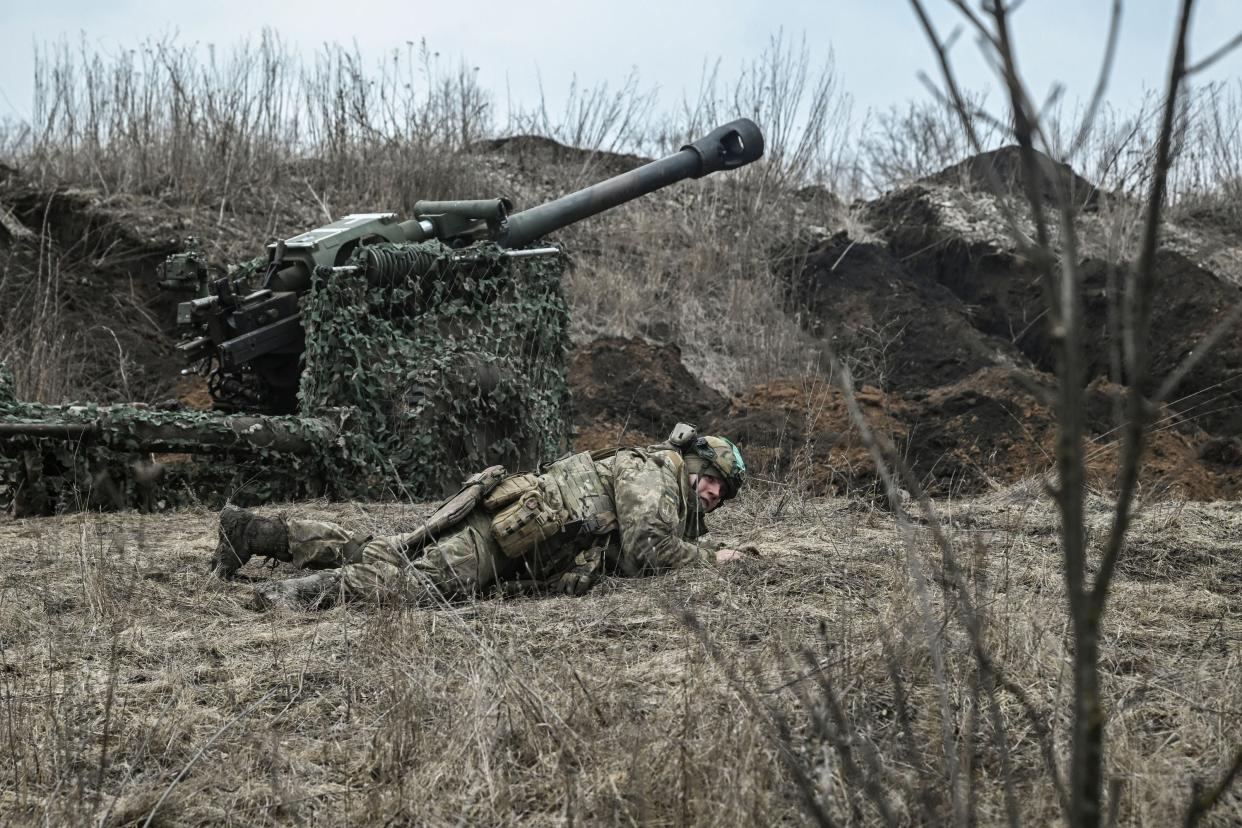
413, 198, 513, 221
255, 118, 764, 296
263, 213, 412, 294
496, 118, 764, 248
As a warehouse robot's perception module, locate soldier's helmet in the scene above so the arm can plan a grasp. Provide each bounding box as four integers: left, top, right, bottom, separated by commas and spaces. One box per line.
683, 435, 747, 500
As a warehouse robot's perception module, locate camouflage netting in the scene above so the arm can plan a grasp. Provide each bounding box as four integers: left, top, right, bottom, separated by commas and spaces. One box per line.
0, 242, 572, 515
0, 401, 343, 514
298, 241, 572, 500
0, 363, 13, 406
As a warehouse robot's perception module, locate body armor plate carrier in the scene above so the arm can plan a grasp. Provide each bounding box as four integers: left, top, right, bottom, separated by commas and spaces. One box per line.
487, 451, 617, 559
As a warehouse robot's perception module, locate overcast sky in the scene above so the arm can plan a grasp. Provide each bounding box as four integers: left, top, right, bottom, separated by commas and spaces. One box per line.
1, 0, 1239, 132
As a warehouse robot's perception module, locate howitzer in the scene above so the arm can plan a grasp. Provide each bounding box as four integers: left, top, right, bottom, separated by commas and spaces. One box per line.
171, 118, 763, 414
2, 118, 764, 515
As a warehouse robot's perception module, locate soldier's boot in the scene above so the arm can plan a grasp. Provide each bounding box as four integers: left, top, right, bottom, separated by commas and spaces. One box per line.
210, 505, 291, 580
250, 571, 341, 611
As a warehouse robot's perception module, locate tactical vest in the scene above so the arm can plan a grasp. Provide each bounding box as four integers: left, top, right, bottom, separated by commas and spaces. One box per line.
484, 450, 618, 559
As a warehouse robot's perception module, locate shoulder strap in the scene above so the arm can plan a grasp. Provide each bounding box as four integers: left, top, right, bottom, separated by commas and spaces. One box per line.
586, 441, 680, 464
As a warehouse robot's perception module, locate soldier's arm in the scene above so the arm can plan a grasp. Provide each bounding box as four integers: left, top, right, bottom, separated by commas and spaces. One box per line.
612, 453, 714, 576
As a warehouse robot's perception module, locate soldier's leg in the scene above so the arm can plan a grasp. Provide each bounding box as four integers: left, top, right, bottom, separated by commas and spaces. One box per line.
248, 522, 390, 609
339, 509, 514, 603
252, 509, 524, 608
211, 506, 291, 579
286, 519, 368, 569
212, 505, 373, 579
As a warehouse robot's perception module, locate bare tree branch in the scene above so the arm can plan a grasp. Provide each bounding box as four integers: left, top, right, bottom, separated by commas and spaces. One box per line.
908, 0, 1039, 251
1070, 0, 1124, 156
904, 5, 1225, 826
1093, 0, 1195, 613
832, 352, 1070, 820
1184, 747, 1242, 827
1186, 31, 1242, 75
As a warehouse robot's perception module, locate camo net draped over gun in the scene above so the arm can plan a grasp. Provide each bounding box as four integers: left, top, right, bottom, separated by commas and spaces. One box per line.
0, 245, 571, 514
298, 241, 571, 500
0, 401, 338, 514
0, 119, 764, 515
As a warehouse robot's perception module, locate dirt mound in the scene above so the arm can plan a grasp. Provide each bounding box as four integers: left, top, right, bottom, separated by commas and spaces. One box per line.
899, 365, 1056, 491
867, 177, 1242, 439
567, 329, 1240, 500
691, 365, 1238, 501
900, 366, 1238, 498
709, 377, 907, 496
572, 419, 663, 454
471, 135, 648, 180
568, 337, 728, 447
0, 169, 189, 403
922, 144, 1100, 209
1081, 252, 1242, 438
566, 340, 902, 495
785, 233, 1030, 391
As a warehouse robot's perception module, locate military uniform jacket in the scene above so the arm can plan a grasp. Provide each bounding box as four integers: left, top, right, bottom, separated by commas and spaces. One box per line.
576, 447, 713, 576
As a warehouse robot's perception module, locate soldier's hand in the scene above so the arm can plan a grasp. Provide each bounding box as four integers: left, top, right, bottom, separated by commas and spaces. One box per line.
715, 545, 760, 563
557, 570, 597, 597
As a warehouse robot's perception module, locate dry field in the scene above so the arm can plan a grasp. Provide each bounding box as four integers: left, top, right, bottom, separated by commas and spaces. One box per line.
1, 484, 1238, 826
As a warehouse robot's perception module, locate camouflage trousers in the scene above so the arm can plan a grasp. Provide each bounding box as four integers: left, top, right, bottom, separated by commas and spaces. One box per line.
286, 509, 536, 603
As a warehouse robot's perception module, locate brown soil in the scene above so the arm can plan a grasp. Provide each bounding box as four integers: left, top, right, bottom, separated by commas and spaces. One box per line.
783, 233, 1031, 391
709, 377, 906, 496
572, 419, 662, 454
174, 375, 215, 410
569, 343, 1242, 501
901, 367, 1240, 499
868, 180, 1242, 436
568, 336, 727, 439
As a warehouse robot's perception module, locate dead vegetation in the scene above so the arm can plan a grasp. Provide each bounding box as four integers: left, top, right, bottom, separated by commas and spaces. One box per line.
0, 486, 1237, 826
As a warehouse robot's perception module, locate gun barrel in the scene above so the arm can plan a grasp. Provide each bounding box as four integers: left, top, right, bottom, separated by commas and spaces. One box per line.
414, 199, 512, 222
496, 118, 764, 249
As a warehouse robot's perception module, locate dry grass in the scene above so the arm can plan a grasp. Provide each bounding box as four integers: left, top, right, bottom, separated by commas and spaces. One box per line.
0, 485, 1237, 825
0, 246, 84, 403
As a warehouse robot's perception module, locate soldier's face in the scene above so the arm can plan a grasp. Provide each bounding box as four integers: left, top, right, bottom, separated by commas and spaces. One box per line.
692, 474, 724, 512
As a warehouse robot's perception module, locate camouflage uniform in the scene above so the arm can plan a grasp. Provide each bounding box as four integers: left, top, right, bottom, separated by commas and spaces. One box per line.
283, 447, 712, 603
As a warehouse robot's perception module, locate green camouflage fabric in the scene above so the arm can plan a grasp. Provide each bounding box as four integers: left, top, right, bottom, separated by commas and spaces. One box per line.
0, 362, 14, 406
0, 244, 570, 516
281, 447, 712, 603
297, 242, 571, 501
0, 402, 340, 515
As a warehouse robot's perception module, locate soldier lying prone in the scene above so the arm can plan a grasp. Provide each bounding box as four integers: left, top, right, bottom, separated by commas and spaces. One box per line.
209, 425, 750, 608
